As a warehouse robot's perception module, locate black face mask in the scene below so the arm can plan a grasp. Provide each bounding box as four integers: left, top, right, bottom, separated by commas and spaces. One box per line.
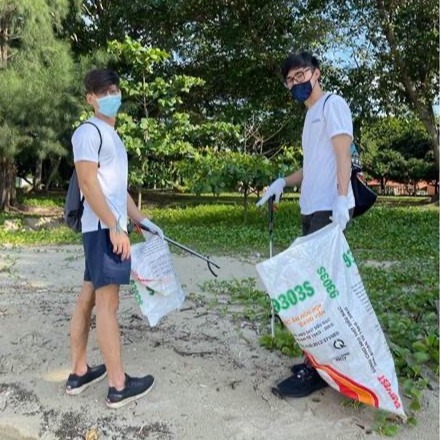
290, 80, 313, 103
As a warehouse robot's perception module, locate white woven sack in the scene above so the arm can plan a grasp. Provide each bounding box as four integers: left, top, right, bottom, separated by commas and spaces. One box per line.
256, 223, 405, 418
130, 232, 185, 326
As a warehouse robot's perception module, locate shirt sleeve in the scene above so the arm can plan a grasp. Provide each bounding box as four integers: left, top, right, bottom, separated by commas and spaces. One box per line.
324, 95, 353, 140
72, 123, 101, 164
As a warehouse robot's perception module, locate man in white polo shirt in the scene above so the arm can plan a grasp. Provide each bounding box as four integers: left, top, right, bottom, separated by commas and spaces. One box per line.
65, 68, 163, 409
257, 51, 355, 398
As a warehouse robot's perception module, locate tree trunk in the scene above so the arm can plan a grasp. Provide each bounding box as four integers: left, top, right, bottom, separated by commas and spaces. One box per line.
0, 15, 9, 69
33, 157, 43, 191
45, 157, 61, 192
380, 177, 385, 194
137, 187, 142, 210
432, 178, 439, 202
0, 156, 16, 211
417, 106, 439, 169
243, 185, 249, 223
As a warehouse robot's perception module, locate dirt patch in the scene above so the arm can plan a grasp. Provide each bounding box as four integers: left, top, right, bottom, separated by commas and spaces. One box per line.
363, 260, 399, 269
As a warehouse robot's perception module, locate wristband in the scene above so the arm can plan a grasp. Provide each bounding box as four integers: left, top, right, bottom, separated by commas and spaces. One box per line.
109, 217, 122, 234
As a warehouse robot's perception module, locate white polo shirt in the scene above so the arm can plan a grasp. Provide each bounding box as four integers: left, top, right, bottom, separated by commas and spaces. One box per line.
72, 117, 128, 233
300, 93, 355, 215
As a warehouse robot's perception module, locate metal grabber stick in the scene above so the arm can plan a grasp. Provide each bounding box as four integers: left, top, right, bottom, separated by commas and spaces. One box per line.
137, 223, 221, 277
268, 195, 276, 338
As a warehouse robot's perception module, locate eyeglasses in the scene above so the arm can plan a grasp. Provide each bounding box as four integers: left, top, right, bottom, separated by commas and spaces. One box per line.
285, 68, 313, 87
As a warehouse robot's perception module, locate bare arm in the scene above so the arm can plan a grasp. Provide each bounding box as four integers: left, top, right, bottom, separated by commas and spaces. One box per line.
127, 192, 145, 223
75, 161, 117, 227
127, 192, 164, 238
76, 160, 130, 259
332, 134, 352, 196
284, 168, 303, 187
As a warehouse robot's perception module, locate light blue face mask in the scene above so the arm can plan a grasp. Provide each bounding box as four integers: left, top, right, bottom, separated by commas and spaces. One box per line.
97, 94, 121, 118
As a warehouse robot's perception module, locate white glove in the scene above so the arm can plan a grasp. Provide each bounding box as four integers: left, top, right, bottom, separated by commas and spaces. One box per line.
256, 177, 286, 207
140, 218, 164, 239
331, 196, 350, 231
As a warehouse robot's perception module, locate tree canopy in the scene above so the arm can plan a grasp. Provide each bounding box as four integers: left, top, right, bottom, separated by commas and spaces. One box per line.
0, 0, 78, 209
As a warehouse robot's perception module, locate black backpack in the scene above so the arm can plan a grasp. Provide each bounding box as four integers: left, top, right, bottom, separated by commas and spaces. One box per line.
64, 121, 102, 232
322, 94, 377, 218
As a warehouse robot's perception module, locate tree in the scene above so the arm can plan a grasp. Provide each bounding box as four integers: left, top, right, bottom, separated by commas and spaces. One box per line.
361, 116, 436, 192
309, 0, 439, 169
63, 0, 325, 154
0, 0, 77, 211
104, 37, 240, 206
375, 0, 439, 168
179, 146, 300, 216
367, 150, 407, 193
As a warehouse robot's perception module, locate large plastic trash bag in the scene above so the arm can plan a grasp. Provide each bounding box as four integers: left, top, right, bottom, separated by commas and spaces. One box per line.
256, 223, 405, 418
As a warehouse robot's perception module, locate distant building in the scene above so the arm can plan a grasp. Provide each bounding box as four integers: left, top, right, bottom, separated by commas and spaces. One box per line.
367, 179, 437, 196
415, 180, 437, 196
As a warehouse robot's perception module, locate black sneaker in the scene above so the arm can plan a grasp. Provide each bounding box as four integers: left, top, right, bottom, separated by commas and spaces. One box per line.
272, 363, 328, 398
290, 362, 310, 375
106, 374, 155, 409
65, 364, 107, 395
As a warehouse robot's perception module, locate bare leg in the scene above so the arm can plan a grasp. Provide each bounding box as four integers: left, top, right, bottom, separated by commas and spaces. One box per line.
70, 281, 95, 375
95, 284, 125, 390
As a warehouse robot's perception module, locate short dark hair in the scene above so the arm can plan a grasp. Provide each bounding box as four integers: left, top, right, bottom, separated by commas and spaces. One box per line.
84, 68, 120, 94
281, 51, 319, 80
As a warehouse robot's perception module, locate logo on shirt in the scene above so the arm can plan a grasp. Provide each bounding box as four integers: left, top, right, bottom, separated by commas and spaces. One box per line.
311, 118, 321, 124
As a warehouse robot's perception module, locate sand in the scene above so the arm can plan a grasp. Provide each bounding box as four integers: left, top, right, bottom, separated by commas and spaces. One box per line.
0, 245, 438, 440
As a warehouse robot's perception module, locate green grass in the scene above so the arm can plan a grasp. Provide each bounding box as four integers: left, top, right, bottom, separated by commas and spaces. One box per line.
16, 191, 65, 208
0, 212, 81, 245
1, 194, 438, 257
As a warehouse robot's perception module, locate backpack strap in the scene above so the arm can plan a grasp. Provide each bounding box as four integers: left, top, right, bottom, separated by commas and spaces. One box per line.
322, 93, 334, 122
81, 121, 103, 158
322, 94, 362, 172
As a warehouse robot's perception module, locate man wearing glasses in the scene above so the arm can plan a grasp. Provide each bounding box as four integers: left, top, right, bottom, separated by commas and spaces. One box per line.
257, 51, 355, 397
65, 68, 163, 408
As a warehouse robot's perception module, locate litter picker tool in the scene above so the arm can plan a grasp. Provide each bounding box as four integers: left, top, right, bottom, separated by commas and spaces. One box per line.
268, 195, 276, 338
137, 223, 220, 277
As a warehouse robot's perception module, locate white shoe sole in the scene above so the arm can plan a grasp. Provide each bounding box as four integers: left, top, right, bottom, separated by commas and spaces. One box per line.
105, 378, 155, 409
66, 371, 108, 396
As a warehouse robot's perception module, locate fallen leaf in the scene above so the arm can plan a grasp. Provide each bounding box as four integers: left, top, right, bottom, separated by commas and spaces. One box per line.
85, 429, 98, 440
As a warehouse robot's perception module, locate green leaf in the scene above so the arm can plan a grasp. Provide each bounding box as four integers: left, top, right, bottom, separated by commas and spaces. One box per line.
412, 351, 431, 363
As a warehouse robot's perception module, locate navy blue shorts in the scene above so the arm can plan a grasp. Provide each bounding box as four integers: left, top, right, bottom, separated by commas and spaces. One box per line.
301, 209, 355, 236
82, 228, 131, 290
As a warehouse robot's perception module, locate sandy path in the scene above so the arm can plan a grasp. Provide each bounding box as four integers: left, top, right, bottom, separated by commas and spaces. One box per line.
0, 245, 438, 440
